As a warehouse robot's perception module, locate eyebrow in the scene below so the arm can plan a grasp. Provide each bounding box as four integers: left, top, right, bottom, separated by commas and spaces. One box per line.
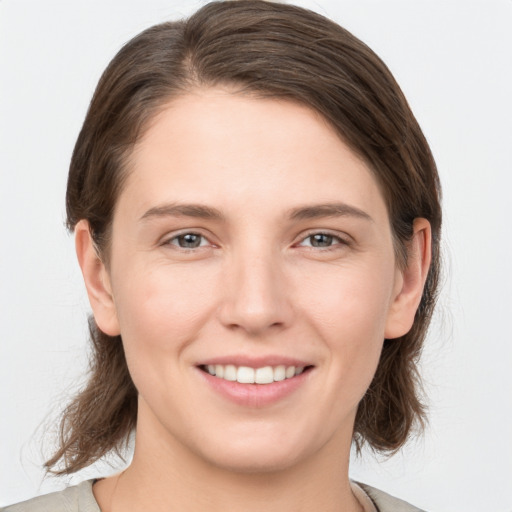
140, 203, 225, 222
140, 201, 372, 223
287, 203, 373, 222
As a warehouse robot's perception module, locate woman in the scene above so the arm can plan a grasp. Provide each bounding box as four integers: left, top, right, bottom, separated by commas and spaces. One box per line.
2, 1, 441, 511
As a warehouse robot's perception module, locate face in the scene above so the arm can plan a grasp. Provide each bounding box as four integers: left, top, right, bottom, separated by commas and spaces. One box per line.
90, 88, 410, 473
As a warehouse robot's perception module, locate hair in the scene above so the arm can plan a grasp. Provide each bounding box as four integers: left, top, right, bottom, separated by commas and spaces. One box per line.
46, 0, 442, 475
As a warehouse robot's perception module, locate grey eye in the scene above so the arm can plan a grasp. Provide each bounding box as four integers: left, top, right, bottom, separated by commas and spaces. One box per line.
173, 233, 205, 248
308, 233, 334, 247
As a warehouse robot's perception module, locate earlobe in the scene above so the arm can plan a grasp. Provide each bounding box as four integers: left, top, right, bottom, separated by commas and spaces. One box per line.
75, 220, 120, 336
384, 218, 432, 339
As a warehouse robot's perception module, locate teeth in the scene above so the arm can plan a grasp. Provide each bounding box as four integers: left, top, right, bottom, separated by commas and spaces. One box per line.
255, 366, 273, 384
274, 365, 286, 381
285, 366, 296, 379
204, 364, 306, 384
224, 365, 237, 381
237, 366, 255, 383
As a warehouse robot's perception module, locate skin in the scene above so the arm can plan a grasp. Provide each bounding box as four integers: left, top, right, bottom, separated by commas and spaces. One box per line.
76, 88, 431, 512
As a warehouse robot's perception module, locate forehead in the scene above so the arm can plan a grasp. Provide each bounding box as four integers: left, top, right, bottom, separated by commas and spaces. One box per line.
120, 88, 388, 223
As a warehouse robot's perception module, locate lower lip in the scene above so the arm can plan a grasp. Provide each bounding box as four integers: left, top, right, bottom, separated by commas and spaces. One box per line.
197, 368, 312, 407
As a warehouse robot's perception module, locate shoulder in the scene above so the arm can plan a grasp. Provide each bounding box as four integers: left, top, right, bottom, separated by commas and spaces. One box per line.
358, 482, 427, 512
0, 480, 100, 512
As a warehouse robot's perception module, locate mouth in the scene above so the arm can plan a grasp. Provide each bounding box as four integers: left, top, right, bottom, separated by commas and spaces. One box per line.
196, 360, 314, 407
199, 364, 313, 385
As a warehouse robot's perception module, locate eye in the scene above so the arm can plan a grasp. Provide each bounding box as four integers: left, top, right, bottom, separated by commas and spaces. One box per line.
168, 232, 209, 249
298, 232, 347, 248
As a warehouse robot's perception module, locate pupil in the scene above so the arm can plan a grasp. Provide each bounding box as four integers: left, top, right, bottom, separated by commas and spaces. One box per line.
311, 234, 333, 247
179, 234, 201, 248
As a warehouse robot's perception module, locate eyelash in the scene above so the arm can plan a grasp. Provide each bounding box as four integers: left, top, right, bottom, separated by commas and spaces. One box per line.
163, 230, 349, 252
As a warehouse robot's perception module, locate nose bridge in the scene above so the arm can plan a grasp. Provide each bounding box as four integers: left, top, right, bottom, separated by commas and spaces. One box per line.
218, 240, 292, 335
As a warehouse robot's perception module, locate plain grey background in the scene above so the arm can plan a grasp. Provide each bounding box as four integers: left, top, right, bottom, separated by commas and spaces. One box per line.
1, 1, 511, 510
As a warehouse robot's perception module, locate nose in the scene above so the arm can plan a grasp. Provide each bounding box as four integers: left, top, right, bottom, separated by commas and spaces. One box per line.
217, 248, 294, 336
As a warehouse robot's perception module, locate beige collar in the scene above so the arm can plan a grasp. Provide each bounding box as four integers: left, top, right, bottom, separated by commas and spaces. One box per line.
351, 481, 378, 512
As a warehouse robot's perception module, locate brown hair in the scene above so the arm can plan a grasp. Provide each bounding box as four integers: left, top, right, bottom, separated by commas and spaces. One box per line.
46, 0, 442, 474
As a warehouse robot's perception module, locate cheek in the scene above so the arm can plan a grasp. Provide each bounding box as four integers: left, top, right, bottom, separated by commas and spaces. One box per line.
298, 259, 396, 387
110, 262, 222, 411
299, 257, 395, 335
111, 262, 219, 360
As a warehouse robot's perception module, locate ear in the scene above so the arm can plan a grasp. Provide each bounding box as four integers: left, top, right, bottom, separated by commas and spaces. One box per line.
75, 220, 120, 336
385, 218, 432, 339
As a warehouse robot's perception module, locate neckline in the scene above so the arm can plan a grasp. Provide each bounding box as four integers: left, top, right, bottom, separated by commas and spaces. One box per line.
86, 478, 378, 512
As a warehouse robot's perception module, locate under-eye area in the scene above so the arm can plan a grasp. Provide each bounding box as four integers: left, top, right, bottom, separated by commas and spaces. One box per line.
199, 364, 314, 384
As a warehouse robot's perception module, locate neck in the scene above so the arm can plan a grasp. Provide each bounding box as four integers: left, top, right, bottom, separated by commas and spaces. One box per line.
118, 451, 359, 512
95, 402, 361, 512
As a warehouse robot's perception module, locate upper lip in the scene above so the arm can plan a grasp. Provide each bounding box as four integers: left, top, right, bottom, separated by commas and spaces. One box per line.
196, 355, 313, 368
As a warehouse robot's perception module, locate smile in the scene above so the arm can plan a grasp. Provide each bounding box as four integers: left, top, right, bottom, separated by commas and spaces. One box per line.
202, 364, 307, 384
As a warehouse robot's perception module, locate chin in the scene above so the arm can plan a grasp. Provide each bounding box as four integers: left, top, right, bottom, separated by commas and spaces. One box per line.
204, 447, 304, 475
189, 428, 320, 475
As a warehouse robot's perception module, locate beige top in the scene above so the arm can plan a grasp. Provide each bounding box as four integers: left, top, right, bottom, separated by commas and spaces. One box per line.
1, 479, 426, 512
